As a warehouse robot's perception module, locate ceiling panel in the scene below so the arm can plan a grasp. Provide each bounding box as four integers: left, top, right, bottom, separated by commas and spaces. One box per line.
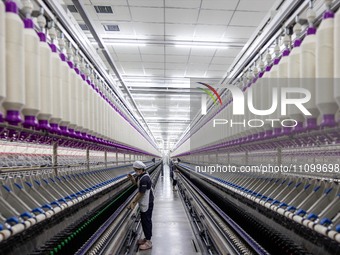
141, 54, 165, 62
238, 0, 275, 12
98, 6, 131, 21
209, 64, 229, 71
190, 47, 217, 56
197, 10, 233, 25
185, 70, 206, 77
188, 62, 210, 69
194, 25, 226, 38
139, 45, 164, 55
188, 55, 213, 64
165, 63, 187, 69
145, 69, 165, 76
165, 9, 200, 24
108, 46, 119, 55
166, 55, 189, 63
223, 26, 256, 39
119, 62, 144, 69
165, 46, 191, 55
165, 24, 196, 37
123, 68, 145, 75
116, 53, 142, 62
128, 0, 164, 7
230, 11, 267, 27
165, 70, 186, 76
130, 7, 164, 22
214, 48, 242, 58
124, 67, 144, 72
165, 0, 201, 8
112, 45, 140, 54
143, 62, 166, 68
90, 0, 128, 5
206, 70, 227, 78
201, 0, 239, 10
133, 23, 163, 37
211, 56, 235, 65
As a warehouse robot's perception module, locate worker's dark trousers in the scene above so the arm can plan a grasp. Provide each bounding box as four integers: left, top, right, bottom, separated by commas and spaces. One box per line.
140, 203, 153, 240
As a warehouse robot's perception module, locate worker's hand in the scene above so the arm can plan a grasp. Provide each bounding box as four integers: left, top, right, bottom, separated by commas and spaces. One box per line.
127, 201, 137, 210
127, 174, 134, 181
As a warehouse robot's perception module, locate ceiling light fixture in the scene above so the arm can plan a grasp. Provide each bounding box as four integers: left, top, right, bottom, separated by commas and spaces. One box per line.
90, 41, 146, 47
152, 130, 184, 133
140, 108, 158, 112
151, 128, 184, 131
145, 117, 190, 121
107, 42, 146, 47
133, 96, 156, 100
175, 44, 229, 49
169, 108, 191, 112
97, 38, 242, 49
170, 97, 191, 101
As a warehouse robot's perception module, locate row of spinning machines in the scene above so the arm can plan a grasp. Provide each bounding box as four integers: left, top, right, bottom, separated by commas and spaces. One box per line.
175, 2, 340, 254
177, 162, 340, 254
0, 0, 156, 152
0, 161, 158, 254
177, 0, 340, 152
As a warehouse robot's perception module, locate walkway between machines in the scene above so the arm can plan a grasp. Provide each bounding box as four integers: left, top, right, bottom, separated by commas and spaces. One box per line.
136, 163, 201, 255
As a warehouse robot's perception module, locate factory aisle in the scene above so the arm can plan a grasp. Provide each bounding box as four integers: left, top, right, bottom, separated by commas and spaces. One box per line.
137, 164, 201, 255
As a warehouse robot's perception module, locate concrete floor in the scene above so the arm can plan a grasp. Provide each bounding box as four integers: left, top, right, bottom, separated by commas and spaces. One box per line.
136, 164, 201, 255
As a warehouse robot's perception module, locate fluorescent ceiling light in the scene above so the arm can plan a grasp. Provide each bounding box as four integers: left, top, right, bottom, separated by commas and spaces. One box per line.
145, 117, 189, 121
133, 96, 156, 100
170, 97, 191, 101
151, 129, 184, 132
140, 108, 158, 112
125, 77, 189, 83
152, 130, 183, 133
169, 108, 190, 112
175, 44, 229, 49
168, 94, 191, 98
94, 38, 242, 49
109, 43, 146, 47
91, 41, 146, 47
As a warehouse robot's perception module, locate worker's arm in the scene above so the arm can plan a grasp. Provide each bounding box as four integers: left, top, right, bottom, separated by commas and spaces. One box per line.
127, 174, 137, 185
128, 191, 144, 210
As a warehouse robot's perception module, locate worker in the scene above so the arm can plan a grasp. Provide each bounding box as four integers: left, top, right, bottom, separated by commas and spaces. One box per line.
172, 161, 179, 190
127, 161, 154, 250
169, 159, 176, 180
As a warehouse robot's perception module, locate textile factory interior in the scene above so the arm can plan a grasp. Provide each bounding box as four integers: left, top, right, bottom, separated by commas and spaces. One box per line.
1, 0, 340, 254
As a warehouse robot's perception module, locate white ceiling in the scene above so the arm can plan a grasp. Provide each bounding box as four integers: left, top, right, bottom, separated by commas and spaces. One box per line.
65, 0, 278, 150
